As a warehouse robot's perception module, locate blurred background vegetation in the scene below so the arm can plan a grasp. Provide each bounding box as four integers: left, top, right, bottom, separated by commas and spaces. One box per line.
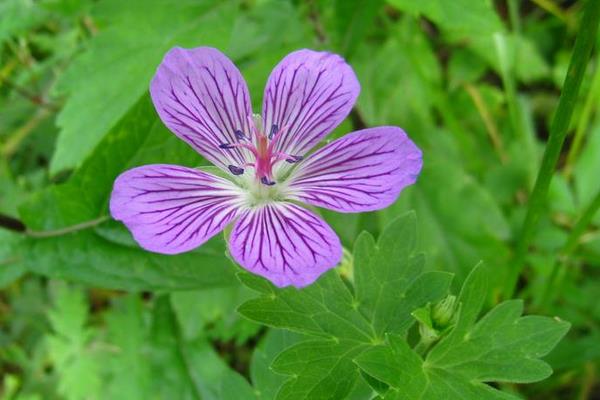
0, 0, 599, 398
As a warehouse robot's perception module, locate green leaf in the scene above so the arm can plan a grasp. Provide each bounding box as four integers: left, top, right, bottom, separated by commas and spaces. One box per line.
18, 96, 236, 290
238, 213, 452, 399
0, 0, 45, 46
470, 34, 551, 84
249, 329, 306, 399
333, 0, 384, 59
100, 293, 241, 400
220, 371, 257, 400
103, 295, 152, 399
271, 340, 368, 400
0, 230, 25, 287
22, 232, 235, 291
385, 152, 511, 284
355, 265, 571, 399
21, 95, 200, 230
354, 18, 441, 137
385, 0, 503, 36
46, 283, 102, 400
171, 285, 260, 343
51, 0, 237, 173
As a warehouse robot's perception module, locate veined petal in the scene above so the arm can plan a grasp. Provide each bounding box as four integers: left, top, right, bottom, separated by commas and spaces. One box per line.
262, 49, 359, 157
284, 127, 422, 212
110, 164, 245, 254
150, 47, 252, 172
228, 202, 342, 288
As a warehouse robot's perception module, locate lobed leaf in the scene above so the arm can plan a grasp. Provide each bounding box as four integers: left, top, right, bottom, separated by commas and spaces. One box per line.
355, 265, 571, 399
239, 213, 452, 399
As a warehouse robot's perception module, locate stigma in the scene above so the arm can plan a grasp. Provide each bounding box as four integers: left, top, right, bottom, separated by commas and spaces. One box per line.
219, 115, 301, 186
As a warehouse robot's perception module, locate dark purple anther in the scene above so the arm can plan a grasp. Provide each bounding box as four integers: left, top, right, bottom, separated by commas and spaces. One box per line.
269, 124, 278, 139
285, 155, 304, 164
235, 130, 246, 141
260, 176, 276, 186
220, 143, 233, 149
228, 165, 244, 175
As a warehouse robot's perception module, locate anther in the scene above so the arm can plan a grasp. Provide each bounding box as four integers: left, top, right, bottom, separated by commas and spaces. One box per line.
285, 155, 303, 164
228, 165, 244, 175
269, 124, 278, 140
220, 143, 234, 149
260, 176, 276, 186
234, 130, 247, 141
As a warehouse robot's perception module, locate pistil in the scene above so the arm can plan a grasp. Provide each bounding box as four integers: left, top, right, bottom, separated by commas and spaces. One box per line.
219, 116, 301, 186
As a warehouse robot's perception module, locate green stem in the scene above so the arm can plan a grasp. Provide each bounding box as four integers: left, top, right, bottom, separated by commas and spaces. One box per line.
504, 0, 600, 299
25, 216, 109, 238
507, 0, 521, 33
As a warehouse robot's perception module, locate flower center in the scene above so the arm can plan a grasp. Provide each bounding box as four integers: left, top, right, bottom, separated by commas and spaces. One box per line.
219, 115, 302, 189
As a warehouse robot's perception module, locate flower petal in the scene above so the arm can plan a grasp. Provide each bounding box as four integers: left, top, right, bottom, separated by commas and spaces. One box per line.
284, 127, 422, 212
228, 203, 342, 288
262, 49, 360, 157
150, 47, 252, 172
110, 164, 245, 254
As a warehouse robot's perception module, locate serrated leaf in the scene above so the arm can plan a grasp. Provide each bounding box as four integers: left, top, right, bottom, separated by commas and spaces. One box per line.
20, 95, 199, 230
238, 214, 452, 399
100, 293, 240, 400
249, 330, 305, 400
355, 265, 571, 399
18, 96, 236, 290
51, 0, 237, 173
47, 283, 102, 400
272, 340, 368, 400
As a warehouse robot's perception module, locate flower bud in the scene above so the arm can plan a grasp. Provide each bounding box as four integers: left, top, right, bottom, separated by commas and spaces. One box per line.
432, 295, 458, 329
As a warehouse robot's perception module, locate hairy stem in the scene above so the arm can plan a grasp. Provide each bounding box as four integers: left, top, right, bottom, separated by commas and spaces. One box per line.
25, 216, 110, 238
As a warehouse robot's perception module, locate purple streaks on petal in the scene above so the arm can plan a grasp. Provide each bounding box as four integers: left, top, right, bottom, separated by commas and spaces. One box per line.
150, 47, 253, 172
284, 127, 423, 213
228, 203, 342, 288
262, 49, 360, 157
110, 164, 244, 254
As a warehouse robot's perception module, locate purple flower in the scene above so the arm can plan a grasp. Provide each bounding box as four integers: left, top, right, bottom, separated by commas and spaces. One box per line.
110, 47, 422, 288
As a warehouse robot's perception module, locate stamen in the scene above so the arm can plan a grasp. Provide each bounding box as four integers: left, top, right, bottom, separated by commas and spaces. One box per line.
267, 124, 289, 153
260, 176, 275, 186
219, 142, 259, 157
234, 130, 247, 141
269, 124, 278, 140
285, 155, 303, 164
228, 165, 244, 175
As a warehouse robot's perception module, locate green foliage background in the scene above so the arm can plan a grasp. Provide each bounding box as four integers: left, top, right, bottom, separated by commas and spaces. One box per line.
0, 0, 598, 398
